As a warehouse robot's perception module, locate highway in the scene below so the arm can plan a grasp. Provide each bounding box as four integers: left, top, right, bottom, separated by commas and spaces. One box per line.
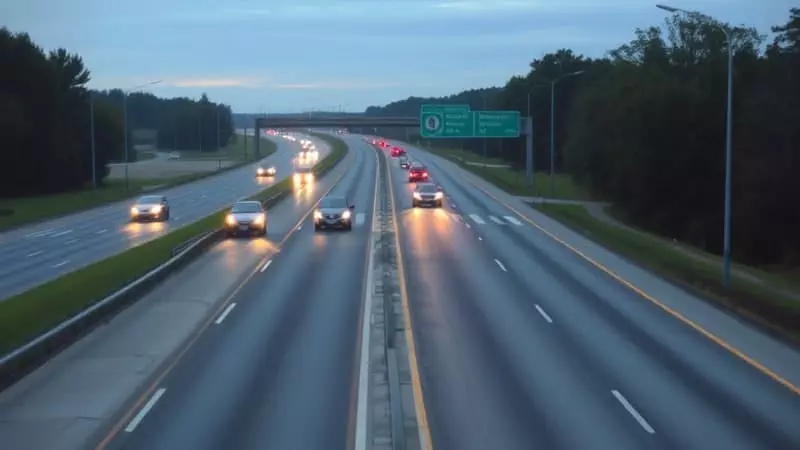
0, 132, 327, 300
98, 135, 377, 450
388, 141, 800, 450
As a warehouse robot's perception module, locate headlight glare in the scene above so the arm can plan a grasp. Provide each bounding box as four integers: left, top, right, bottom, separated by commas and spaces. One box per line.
342, 210, 351, 219
226, 215, 236, 225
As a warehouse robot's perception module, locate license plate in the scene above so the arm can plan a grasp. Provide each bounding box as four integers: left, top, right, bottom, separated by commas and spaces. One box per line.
239, 225, 248, 230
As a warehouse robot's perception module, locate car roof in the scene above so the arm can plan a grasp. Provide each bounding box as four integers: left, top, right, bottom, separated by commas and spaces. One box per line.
322, 195, 346, 201
234, 200, 261, 206
415, 183, 436, 190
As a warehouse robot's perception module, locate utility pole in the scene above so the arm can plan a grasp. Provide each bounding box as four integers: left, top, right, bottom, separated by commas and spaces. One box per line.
482, 93, 488, 168
216, 106, 221, 151
89, 94, 97, 189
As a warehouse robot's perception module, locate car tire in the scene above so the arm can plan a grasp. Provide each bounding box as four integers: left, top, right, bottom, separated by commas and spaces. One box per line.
412, 201, 418, 208
164, 211, 170, 220
314, 225, 320, 232
437, 200, 443, 208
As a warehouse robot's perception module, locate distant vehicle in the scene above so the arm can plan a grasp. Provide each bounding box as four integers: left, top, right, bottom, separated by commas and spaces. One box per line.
167, 151, 181, 160
391, 146, 406, 157
224, 201, 267, 237
293, 166, 314, 185
314, 195, 355, 231
130, 195, 170, 222
399, 156, 410, 169
256, 166, 276, 177
408, 164, 429, 182
412, 183, 444, 208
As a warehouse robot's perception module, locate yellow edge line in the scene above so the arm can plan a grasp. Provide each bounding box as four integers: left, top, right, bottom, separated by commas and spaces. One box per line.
386, 152, 435, 449
96, 146, 353, 449
467, 179, 800, 396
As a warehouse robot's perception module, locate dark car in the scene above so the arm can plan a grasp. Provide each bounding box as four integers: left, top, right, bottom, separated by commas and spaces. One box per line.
399, 157, 410, 169
130, 195, 170, 222
412, 183, 444, 208
391, 146, 406, 157
408, 164, 429, 182
224, 201, 267, 237
314, 195, 355, 231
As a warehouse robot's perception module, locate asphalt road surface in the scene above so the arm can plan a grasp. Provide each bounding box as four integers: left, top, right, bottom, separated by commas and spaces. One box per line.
0, 133, 327, 300
387, 142, 800, 450
102, 135, 377, 450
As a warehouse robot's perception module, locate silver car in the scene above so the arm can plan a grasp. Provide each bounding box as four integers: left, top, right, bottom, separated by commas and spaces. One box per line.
313, 195, 355, 231
130, 195, 170, 222
224, 201, 267, 237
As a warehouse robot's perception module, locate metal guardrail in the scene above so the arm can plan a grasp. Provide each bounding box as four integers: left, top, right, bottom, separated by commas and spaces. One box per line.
0, 229, 223, 391
0, 135, 350, 392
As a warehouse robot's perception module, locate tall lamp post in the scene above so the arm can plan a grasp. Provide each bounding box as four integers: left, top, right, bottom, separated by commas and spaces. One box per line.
548, 70, 584, 198
122, 80, 162, 191
657, 3, 735, 289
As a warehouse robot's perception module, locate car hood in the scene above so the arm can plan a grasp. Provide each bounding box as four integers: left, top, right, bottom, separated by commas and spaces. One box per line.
318, 208, 349, 215
134, 203, 162, 210
231, 212, 264, 221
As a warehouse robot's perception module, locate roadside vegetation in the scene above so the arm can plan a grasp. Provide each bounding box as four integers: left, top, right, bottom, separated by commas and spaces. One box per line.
0, 27, 238, 227
0, 133, 348, 356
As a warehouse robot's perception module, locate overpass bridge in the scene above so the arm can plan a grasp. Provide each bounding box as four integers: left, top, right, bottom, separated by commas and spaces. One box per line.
253, 115, 419, 156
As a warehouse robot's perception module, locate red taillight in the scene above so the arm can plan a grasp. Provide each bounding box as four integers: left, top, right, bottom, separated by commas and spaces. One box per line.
423, 172, 428, 177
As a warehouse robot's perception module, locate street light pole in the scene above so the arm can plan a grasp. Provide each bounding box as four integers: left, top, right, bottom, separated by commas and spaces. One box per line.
216, 106, 220, 151
657, 3, 734, 288
89, 93, 97, 189
548, 70, 585, 198
121, 80, 162, 191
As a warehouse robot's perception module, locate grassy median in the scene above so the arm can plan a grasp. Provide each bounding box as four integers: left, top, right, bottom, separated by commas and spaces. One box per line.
0, 133, 348, 356
533, 203, 800, 342
0, 136, 277, 232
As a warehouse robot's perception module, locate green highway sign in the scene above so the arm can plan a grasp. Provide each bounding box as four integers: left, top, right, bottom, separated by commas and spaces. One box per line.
420, 104, 473, 138
419, 104, 520, 138
474, 110, 521, 138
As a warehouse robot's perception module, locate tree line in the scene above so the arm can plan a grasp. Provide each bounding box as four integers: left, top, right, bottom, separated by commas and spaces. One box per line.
0, 28, 234, 198
365, 9, 800, 269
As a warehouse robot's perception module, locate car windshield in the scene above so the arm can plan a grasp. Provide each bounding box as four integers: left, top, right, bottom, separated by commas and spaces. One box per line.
411, 166, 425, 171
137, 196, 162, 204
231, 202, 262, 213
417, 184, 437, 193
295, 167, 312, 174
319, 197, 347, 209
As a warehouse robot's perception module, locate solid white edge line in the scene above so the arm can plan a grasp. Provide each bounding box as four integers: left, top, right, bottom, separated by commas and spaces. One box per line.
355, 147, 381, 450
535, 304, 553, 323
52, 260, 68, 268
611, 389, 655, 434
214, 303, 237, 325
260, 259, 273, 273
26, 251, 43, 257
494, 259, 507, 272
124, 388, 167, 432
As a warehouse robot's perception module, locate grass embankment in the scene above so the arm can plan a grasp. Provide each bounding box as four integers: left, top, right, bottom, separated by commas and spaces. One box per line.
532, 203, 800, 342
0, 132, 349, 356
0, 135, 277, 232
414, 143, 591, 200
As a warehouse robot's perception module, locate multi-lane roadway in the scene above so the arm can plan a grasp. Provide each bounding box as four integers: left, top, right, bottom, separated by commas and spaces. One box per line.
0, 132, 327, 300
0, 134, 798, 450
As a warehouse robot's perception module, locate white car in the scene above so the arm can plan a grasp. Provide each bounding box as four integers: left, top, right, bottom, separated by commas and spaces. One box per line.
167, 151, 181, 160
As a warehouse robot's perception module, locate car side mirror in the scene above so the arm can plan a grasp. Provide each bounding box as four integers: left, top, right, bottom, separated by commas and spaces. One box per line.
436, 185, 444, 191
349, 205, 355, 209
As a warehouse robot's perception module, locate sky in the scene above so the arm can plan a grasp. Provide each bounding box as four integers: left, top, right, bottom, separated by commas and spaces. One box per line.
2, 0, 795, 113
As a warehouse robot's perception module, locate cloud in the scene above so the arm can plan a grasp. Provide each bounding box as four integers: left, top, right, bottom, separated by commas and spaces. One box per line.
269, 80, 402, 90
165, 77, 268, 88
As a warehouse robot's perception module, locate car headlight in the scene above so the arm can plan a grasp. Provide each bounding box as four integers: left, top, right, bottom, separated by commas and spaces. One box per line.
305, 173, 313, 181
314, 210, 322, 219
226, 215, 236, 226
130, 207, 139, 215
342, 210, 351, 219
413, 193, 422, 200
257, 168, 264, 174
434, 192, 443, 199
253, 214, 265, 225
268, 167, 276, 174
151, 205, 163, 213
294, 174, 301, 182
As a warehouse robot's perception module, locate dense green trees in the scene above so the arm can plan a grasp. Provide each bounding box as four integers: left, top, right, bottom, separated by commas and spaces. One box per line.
0, 28, 233, 198
366, 9, 800, 268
